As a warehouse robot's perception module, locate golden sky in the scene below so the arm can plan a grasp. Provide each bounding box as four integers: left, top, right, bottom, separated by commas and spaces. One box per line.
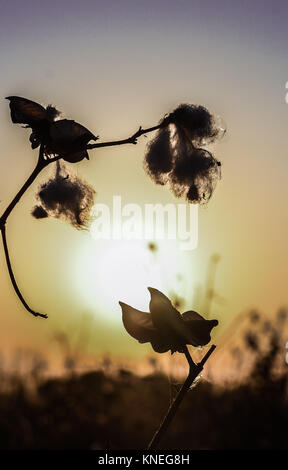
0, 0, 287, 365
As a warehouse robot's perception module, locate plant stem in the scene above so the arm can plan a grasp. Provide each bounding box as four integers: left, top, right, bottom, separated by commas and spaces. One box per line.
147, 344, 216, 450
0, 145, 49, 318
0, 163, 46, 227
0, 224, 47, 318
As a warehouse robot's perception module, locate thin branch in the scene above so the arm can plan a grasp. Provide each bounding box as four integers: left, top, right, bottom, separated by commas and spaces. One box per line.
0, 145, 47, 227
147, 344, 216, 450
0, 145, 49, 318
0, 224, 47, 318
86, 123, 165, 150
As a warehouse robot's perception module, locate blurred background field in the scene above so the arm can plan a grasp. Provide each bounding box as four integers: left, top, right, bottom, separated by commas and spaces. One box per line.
1, 0, 288, 451
0, 306, 287, 450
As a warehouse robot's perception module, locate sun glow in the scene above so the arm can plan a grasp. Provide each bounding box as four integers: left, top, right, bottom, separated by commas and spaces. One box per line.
74, 237, 194, 323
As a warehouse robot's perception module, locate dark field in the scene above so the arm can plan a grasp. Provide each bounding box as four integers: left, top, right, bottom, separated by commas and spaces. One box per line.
0, 312, 288, 450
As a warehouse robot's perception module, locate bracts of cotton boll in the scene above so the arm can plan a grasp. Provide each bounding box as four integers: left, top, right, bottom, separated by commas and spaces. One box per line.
32, 162, 96, 229
119, 287, 218, 354
6, 96, 98, 163
144, 104, 224, 204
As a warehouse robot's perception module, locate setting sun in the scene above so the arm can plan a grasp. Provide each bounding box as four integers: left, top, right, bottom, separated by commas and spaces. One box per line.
74, 237, 194, 322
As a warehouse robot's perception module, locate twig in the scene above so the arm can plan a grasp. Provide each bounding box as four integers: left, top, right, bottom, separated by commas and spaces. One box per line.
147, 344, 216, 450
86, 123, 165, 150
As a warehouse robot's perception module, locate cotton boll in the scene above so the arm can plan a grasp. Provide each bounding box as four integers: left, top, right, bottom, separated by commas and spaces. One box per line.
170, 148, 221, 204
186, 185, 200, 204
34, 162, 96, 229
172, 147, 220, 184
168, 104, 219, 145
144, 103, 223, 204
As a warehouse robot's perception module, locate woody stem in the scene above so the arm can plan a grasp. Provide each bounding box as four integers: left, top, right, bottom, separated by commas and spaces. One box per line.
0, 145, 47, 226
147, 344, 216, 450
0, 145, 49, 318
0, 224, 47, 318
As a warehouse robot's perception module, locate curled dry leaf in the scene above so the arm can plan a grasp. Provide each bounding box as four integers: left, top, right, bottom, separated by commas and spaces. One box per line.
6, 96, 98, 163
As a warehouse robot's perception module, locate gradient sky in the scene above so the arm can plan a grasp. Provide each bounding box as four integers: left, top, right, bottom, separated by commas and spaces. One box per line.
0, 0, 287, 365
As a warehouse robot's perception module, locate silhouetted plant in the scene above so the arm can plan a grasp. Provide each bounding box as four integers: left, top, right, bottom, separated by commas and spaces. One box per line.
276, 307, 287, 325
0, 96, 224, 319
144, 104, 224, 203
249, 309, 261, 324
1, 307, 287, 449
119, 287, 218, 449
244, 332, 259, 352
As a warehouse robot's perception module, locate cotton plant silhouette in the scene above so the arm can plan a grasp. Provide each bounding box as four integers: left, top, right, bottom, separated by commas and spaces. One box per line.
145, 104, 223, 203
120, 287, 218, 449
0, 95, 224, 319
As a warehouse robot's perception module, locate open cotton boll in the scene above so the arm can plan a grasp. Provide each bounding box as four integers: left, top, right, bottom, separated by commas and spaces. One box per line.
167, 103, 220, 145
170, 147, 221, 203
34, 162, 96, 229
144, 103, 223, 204
119, 287, 218, 354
